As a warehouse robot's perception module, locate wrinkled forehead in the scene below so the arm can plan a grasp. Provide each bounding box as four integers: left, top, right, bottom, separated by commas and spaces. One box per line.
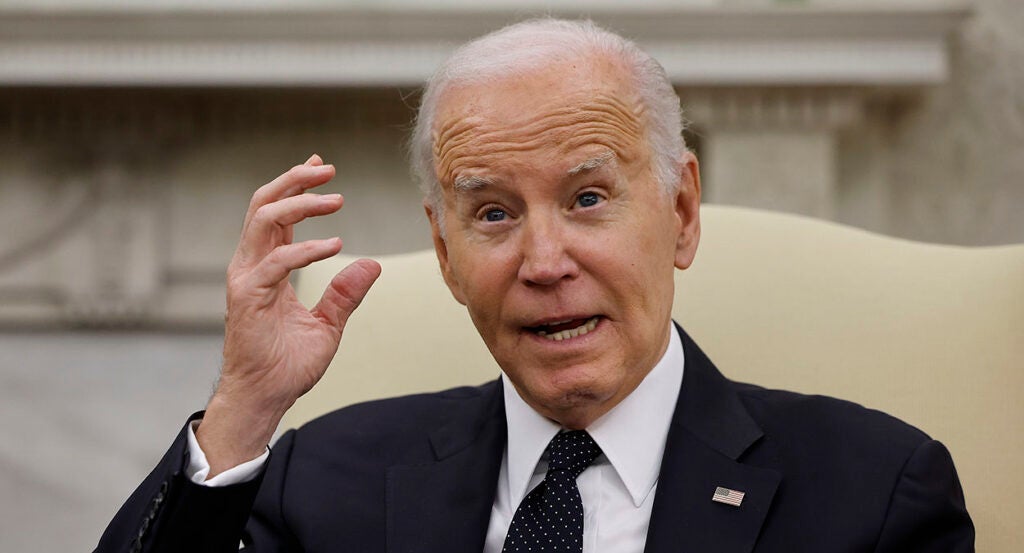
430, 57, 647, 186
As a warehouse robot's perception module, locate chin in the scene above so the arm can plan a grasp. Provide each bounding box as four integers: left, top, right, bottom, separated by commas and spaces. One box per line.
546, 397, 606, 430
531, 378, 619, 427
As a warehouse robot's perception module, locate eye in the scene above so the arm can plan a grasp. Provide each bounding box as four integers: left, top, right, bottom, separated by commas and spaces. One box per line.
484, 208, 507, 222
575, 191, 603, 208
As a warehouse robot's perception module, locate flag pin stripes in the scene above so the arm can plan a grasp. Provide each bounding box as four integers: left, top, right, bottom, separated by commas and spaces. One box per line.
712, 486, 745, 507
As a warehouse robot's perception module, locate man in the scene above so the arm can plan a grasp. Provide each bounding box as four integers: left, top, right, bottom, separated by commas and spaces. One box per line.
97, 19, 973, 552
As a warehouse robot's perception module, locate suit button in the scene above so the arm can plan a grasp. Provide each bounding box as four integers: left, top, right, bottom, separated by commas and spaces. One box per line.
153, 481, 168, 505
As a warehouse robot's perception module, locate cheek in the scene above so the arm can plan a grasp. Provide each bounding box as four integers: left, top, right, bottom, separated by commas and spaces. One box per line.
599, 217, 678, 310
636, 207, 683, 267
450, 245, 518, 325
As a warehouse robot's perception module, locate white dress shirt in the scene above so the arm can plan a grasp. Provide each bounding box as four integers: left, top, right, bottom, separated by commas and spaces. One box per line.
186, 327, 685, 552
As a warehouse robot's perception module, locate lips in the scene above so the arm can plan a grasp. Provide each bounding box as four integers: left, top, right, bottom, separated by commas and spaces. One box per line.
524, 316, 601, 341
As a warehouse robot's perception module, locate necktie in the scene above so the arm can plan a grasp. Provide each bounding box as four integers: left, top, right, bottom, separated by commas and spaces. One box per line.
503, 430, 603, 552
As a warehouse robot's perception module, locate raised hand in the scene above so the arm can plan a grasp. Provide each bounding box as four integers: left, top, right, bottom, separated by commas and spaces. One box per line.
197, 155, 381, 476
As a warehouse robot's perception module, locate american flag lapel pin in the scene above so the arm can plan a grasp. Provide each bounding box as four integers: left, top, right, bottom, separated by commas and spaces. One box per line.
712, 486, 745, 507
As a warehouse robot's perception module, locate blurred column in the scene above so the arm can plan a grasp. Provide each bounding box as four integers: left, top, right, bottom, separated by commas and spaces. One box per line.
56, 159, 161, 324
692, 89, 864, 220
0, 95, 182, 328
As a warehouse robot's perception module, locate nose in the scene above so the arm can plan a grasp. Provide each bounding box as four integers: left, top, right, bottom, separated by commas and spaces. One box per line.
516, 214, 579, 286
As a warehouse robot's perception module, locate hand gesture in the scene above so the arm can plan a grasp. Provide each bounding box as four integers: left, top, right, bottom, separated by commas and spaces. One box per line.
198, 155, 381, 475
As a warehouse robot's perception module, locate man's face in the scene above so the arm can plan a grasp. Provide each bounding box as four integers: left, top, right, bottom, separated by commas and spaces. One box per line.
427, 55, 701, 428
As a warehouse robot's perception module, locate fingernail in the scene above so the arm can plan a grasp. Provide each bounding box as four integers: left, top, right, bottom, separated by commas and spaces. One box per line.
323, 194, 341, 201
305, 154, 319, 165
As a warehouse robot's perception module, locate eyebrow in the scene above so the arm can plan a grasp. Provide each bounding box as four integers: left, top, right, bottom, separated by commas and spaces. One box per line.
567, 151, 616, 176
452, 151, 616, 191
453, 174, 496, 192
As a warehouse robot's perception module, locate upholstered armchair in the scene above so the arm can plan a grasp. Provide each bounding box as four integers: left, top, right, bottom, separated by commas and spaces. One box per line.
289, 205, 1024, 552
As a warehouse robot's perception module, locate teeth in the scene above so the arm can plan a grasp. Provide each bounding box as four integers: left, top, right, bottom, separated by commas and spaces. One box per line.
536, 317, 599, 341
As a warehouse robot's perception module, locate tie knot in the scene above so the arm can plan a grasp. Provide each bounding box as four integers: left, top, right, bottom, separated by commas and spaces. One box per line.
546, 430, 602, 477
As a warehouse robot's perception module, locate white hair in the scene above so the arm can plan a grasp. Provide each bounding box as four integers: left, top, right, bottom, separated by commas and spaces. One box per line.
410, 18, 687, 224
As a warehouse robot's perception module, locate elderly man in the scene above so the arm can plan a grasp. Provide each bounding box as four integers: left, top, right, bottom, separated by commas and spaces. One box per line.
97, 19, 973, 553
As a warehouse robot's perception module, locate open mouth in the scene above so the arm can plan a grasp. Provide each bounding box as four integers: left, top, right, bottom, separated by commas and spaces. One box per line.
525, 316, 601, 341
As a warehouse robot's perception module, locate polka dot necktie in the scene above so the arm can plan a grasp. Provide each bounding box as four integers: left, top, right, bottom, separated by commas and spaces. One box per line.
502, 430, 603, 552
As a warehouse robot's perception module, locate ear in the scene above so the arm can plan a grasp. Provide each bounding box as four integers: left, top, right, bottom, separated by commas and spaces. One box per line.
424, 200, 468, 305
673, 151, 702, 270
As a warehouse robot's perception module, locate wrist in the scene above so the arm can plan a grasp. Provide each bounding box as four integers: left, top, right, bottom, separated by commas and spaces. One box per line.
196, 392, 288, 477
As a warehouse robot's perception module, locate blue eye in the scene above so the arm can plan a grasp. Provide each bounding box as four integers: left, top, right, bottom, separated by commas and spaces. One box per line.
576, 192, 602, 208
484, 209, 507, 222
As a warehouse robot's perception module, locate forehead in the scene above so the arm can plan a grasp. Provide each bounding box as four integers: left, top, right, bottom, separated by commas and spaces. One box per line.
431, 56, 646, 186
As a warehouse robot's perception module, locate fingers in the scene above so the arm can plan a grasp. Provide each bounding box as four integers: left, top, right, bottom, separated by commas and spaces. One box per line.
237, 193, 344, 262
312, 259, 383, 330
248, 238, 344, 289
244, 158, 336, 231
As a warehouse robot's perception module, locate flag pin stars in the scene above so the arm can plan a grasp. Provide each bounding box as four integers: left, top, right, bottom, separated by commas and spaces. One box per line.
712, 486, 745, 507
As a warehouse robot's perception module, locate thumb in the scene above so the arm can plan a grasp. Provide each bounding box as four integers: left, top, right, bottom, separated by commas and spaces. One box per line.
313, 258, 382, 331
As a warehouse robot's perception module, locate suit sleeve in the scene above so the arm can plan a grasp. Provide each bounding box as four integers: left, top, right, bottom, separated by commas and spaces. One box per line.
873, 439, 975, 553
94, 412, 300, 553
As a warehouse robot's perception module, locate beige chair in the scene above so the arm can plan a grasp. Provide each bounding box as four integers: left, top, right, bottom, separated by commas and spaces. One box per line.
288, 204, 1024, 552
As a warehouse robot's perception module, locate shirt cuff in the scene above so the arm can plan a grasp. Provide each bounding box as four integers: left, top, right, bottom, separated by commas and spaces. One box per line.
185, 419, 269, 487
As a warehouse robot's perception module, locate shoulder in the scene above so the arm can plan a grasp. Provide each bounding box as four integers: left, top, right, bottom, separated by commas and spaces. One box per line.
725, 383, 973, 548
733, 381, 931, 469
282, 379, 500, 464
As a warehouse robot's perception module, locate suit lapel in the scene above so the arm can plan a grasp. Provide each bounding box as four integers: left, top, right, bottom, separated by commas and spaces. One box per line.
644, 326, 781, 553
385, 381, 506, 553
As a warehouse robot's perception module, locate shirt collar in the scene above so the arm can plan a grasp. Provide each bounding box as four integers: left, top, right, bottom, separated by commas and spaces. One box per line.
502, 325, 685, 508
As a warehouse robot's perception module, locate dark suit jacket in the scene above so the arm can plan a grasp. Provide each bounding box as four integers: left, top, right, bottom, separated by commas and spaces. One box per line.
96, 326, 974, 552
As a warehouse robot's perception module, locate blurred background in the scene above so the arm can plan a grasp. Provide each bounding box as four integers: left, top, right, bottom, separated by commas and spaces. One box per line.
1, 0, 1021, 550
